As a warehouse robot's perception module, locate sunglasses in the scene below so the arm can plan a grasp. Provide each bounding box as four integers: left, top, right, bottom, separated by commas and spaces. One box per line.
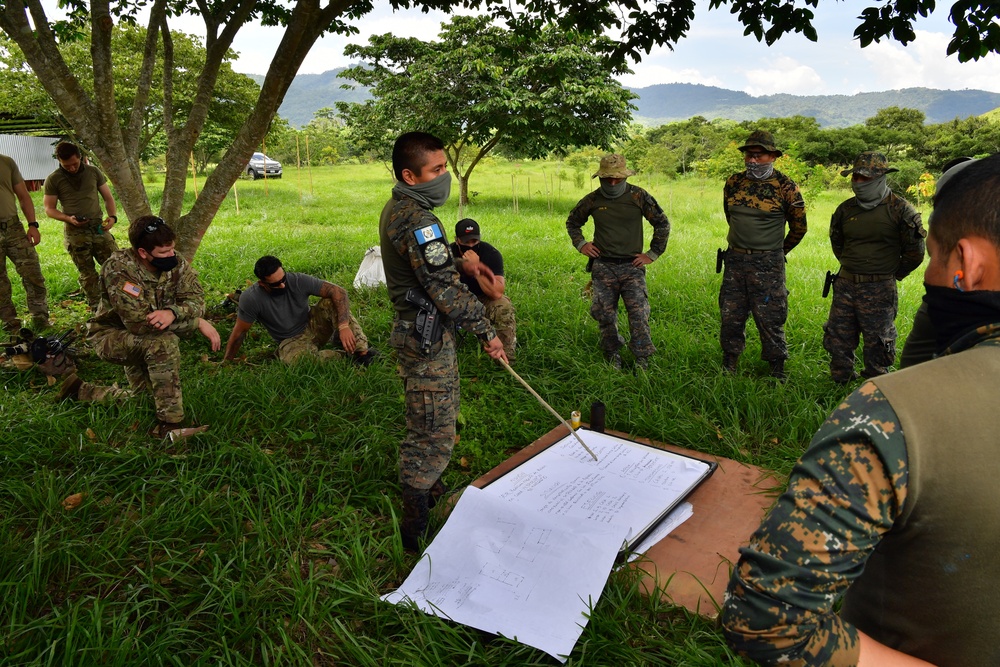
143, 217, 166, 234
263, 274, 287, 288
744, 151, 769, 160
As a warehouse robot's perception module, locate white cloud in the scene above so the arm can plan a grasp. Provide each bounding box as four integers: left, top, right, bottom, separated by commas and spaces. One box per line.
861, 30, 1000, 92
617, 65, 725, 89
742, 56, 825, 95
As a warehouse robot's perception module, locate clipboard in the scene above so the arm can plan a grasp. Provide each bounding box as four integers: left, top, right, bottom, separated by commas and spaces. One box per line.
477, 427, 718, 556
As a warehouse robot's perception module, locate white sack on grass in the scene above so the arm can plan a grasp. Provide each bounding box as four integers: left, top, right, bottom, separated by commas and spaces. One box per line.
353, 246, 385, 288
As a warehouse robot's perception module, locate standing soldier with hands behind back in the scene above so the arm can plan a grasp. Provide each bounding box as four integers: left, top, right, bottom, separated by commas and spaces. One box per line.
44, 141, 119, 310
0, 152, 49, 332
566, 154, 670, 370
824, 152, 926, 384
720, 130, 807, 380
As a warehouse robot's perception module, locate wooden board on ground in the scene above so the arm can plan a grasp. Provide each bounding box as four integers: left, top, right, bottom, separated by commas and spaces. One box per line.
472, 425, 782, 618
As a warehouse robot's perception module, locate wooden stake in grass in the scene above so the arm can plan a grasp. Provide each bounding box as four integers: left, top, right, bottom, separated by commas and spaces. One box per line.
190, 152, 198, 197
498, 358, 598, 461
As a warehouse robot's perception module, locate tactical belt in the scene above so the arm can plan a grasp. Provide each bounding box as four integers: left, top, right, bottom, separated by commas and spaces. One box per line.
728, 246, 780, 255
839, 269, 895, 283
596, 256, 635, 264
0, 216, 15, 231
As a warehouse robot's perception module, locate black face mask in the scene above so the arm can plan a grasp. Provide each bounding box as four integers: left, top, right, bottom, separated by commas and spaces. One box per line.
150, 255, 178, 272
923, 282, 1000, 353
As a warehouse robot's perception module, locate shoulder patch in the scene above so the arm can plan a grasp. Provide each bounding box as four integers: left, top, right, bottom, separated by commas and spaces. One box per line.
414, 223, 443, 246
122, 281, 142, 298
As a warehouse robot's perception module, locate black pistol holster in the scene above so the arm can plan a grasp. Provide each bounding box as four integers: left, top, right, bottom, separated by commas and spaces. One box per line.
823, 270, 836, 298
406, 288, 444, 354
716, 248, 725, 274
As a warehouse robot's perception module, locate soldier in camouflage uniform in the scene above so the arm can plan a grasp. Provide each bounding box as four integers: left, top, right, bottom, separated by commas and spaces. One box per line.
222, 255, 375, 365
380, 132, 507, 551
0, 153, 49, 332
824, 152, 926, 384
720, 130, 807, 380
60, 216, 221, 438
43, 142, 120, 310
722, 154, 1000, 666
566, 154, 670, 370
450, 218, 517, 361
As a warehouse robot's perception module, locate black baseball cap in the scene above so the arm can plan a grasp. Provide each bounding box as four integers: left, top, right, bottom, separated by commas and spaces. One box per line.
455, 218, 480, 242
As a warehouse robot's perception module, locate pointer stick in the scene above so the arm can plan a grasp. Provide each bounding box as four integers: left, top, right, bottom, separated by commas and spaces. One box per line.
499, 358, 598, 461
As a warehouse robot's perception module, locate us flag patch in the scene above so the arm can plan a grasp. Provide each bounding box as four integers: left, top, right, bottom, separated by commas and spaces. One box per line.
122, 281, 142, 298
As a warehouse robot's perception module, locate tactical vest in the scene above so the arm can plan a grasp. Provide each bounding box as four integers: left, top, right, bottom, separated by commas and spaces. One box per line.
726, 205, 786, 251
591, 188, 645, 259
842, 341, 1000, 666
838, 200, 902, 275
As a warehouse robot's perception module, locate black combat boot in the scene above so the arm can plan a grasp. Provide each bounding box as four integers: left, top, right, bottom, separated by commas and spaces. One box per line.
770, 360, 787, 382
722, 354, 738, 374
400, 485, 430, 552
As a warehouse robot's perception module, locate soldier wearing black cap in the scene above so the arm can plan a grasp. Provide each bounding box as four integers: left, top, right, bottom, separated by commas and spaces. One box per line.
450, 218, 517, 361
824, 151, 926, 384
720, 130, 807, 380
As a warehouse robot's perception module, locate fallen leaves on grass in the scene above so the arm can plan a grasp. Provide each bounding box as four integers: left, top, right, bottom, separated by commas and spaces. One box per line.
62, 493, 86, 510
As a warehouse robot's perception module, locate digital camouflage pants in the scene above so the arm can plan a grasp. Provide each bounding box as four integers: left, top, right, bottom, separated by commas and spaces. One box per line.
64, 224, 117, 309
390, 318, 459, 491
590, 260, 654, 360
0, 218, 48, 329
89, 327, 184, 423
276, 297, 369, 364
481, 294, 516, 361
719, 250, 788, 363
823, 277, 898, 382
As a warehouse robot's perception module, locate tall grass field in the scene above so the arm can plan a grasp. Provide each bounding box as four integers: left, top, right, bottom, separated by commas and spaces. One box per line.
0, 161, 929, 665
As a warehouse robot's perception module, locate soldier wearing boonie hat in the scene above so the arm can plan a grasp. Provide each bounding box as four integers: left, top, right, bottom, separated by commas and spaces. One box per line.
823, 151, 926, 384
719, 129, 807, 381
565, 153, 670, 370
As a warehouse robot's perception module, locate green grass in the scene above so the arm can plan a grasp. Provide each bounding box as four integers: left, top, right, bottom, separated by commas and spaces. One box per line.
0, 162, 929, 665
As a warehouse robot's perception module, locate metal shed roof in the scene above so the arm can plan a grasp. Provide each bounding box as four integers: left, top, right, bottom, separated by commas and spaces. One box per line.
0, 134, 60, 181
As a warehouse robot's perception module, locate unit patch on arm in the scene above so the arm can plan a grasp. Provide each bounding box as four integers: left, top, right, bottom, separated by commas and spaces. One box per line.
414, 223, 452, 271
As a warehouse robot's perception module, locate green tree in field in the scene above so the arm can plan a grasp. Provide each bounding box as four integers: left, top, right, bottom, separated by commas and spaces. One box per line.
863, 106, 928, 161
1, 0, 995, 256
337, 15, 635, 208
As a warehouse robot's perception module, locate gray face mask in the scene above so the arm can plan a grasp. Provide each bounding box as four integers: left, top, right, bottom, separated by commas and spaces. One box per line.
599, 178, 628, 199
851, 175, 890, 210
393, 171, 452, 209
746, 162, 774, 180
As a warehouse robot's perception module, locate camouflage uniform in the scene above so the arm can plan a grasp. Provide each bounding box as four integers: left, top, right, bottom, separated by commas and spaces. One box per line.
0, 155, 48, 330
44, 165, 118, 309
379, 193, 496, 491
84, 248, 205, 424
722, 324, 1000, 667
277, 300, 369, 364
565, 184, 670, 362
824, 189, 925, 382
720, 169, 806, 368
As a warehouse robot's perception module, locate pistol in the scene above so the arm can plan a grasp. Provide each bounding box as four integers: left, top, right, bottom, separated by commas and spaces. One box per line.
405, 288, 443, 354
823, 270, 836, 298
716, 248, 725, 274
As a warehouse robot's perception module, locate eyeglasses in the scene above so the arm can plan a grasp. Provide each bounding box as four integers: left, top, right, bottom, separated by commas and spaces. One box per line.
743, 151, 769, 161
263, 274, 287, 288
143, 217, 166, 234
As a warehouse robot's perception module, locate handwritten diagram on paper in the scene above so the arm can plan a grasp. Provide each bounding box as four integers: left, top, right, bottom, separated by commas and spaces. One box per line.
483, 429, 713, 544
382, 486, 628, 662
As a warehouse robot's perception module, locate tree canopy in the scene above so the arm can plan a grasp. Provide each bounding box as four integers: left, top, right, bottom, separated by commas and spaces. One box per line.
1, 0, 996, 256
337, 15, 635, 207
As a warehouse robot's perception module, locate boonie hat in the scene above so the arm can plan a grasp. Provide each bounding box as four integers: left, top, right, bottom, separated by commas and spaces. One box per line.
593, 154, 636, 179
841, 151, 899, 178
738, 130, 783, 157
455, 218, 480, 242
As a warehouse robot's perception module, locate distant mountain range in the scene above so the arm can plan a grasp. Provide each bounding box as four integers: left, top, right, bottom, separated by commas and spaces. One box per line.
257, 69, 1000, 129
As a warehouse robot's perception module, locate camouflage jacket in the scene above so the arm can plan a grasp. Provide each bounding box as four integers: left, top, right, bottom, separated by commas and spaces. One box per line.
565, 185, 670, 260
91, 248, 205, 337
379, 194, 493, 338
723, 170, 807, 254
722, 323, 1000, 666
830, 191, 925, 280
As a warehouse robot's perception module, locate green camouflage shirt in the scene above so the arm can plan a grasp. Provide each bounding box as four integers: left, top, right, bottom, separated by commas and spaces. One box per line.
723, 170, 807, 254
91, 248, 205, 337
565, 184, 670, 260
722, 324, 1000, 666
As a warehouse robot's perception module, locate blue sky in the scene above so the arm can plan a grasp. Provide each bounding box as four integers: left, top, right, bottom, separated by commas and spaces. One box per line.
46, 0, 1000, 96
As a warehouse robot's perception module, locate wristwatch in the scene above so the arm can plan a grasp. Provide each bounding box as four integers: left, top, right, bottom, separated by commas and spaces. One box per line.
27, 221, 39, 228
